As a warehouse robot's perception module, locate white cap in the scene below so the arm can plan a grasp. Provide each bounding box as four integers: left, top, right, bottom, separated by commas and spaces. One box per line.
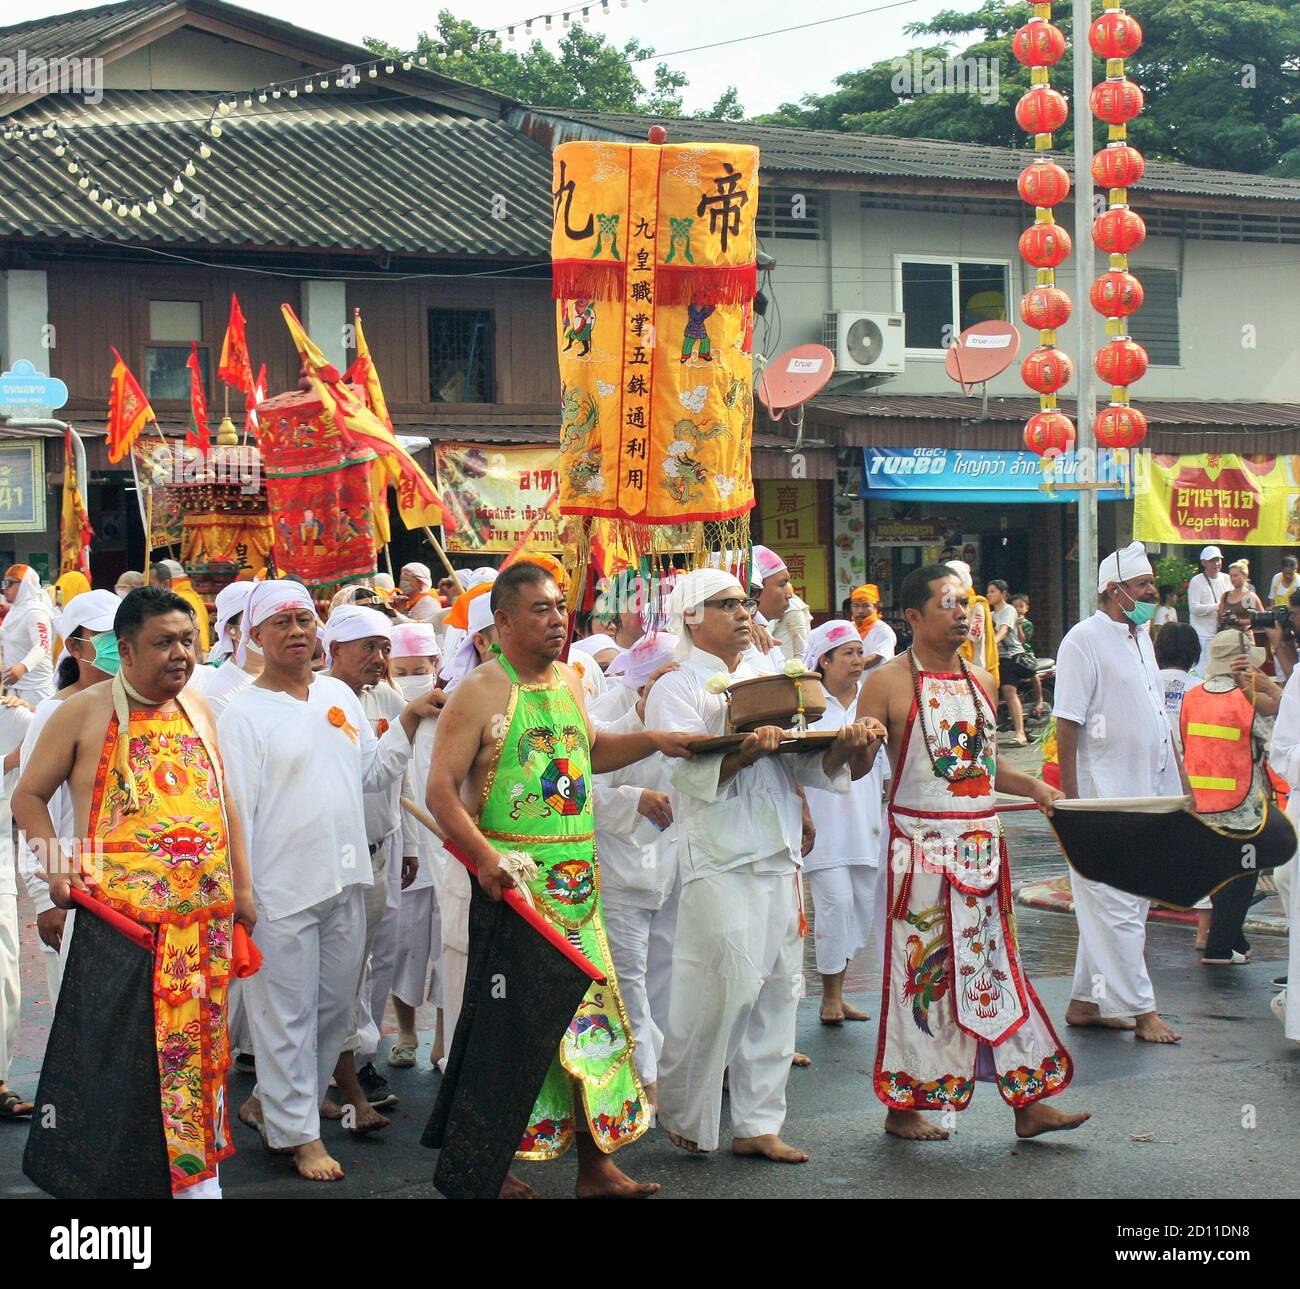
58, 588, 120, 639
1200, 546, 1223, 561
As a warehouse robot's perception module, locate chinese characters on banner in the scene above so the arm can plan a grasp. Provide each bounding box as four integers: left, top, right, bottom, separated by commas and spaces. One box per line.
435, 445, 563, 553
551, 140, 759, 547
757, 479, 829, 612
1133, 452, 1298, 546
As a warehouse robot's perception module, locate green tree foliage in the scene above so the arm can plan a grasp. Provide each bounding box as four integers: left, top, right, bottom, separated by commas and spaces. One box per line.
365, 11, 743, 119
755, 0, 1300, 175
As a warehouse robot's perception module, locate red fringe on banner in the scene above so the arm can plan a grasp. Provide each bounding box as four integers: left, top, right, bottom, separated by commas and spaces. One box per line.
656, 262, 758, 307
551, 259, 626, 301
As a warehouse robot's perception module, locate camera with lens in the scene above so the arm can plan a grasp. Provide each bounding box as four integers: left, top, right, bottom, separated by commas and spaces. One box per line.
1247, 605, 1295, 640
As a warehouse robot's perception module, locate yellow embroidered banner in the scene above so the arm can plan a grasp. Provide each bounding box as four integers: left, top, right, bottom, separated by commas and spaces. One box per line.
552, 140, 759, 532
435, 444, 562, 553
1133, 452, 1298, 546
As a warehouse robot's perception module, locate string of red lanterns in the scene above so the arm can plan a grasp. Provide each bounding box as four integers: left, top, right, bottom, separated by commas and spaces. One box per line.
1089, 0, 1149, 459
1013, 3, 1076, 467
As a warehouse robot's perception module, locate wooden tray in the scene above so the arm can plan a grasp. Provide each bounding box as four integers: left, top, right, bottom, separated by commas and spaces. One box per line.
692, 730, 841, 755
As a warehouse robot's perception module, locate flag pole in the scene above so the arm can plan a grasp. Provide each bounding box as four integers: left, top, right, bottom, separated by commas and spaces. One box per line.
422, 527, 464, 596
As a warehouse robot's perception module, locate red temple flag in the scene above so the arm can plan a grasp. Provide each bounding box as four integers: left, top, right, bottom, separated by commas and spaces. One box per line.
218, 293, 254, 395
105, 347, 155, 464
186, 341, 210, 455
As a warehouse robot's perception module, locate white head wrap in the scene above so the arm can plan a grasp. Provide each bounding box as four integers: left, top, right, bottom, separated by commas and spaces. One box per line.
802, 619, 860, 672
238, 580, 319, 667
209, 581, 256, 663
322, 605, 392, 660
55, 588, 120, 671
569, 633, 620, 665
1097, 541, 1154, 593
401, 562, 433, 590
372, 572, 396, 595
2, 566, 53, 654
608, 631, 678, 691
441, 592, 498, 690
750, 545, 788, 587
391, 622, 440, 660
665, 568, 745, 660
946, 559, 973, 591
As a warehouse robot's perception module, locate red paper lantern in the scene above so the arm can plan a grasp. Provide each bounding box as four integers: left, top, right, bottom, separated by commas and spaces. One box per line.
1021, 286, 1073, 330
1022, 347, 1074, 395
1092, 206, 1146, 254
1024, 411, 1076, 456
1089, 10, 1143, 60
1094, 403, 1148, 449
1018, 161, 1071, 208
1091, 143, 1146, 189
1090, 77, 1145, 125
1019, 220, 1073, 268
1015, 86, 1069, 135
1089, 270, 1144, 317
1096, 338, 1149, 385
1012, 19, 1067, 67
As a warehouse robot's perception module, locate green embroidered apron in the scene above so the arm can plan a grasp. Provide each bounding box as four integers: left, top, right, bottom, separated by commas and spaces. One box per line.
479, 653, 649, 1159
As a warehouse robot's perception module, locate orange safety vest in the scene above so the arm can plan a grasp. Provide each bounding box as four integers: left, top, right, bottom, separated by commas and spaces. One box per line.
1180, 684, 1256, 814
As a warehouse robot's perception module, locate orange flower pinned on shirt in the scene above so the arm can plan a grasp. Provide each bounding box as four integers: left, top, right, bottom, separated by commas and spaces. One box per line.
328, 706, 360, 744
376, 718, 390, 737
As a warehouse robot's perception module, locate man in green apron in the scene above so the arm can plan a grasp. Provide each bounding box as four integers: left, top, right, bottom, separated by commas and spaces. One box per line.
429, 560, 700, 1199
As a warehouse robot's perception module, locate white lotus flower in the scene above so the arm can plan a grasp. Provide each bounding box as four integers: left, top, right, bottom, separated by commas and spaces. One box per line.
783, 658, 807, 678
705, 673, 731, 695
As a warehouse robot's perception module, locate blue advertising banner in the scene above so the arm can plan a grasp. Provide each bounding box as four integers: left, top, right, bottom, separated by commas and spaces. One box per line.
861, 446, 1127, 504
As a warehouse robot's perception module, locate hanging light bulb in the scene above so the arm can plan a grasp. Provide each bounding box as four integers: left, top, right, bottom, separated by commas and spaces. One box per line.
43, 125, 57, 138
384, 61, 395, 73
146, 199, 157, 214
243, 96, 253, 108
217, 99, 231, 115
583, 6, 591, 21
162, 191, 175, 206
417, 53, 428, 64
368, 65, 378, 77
272, 87, 282, 98
185, 161, 197, 176
402, 59, 412, 70
209, 123, 222, 137
131, 203, 142, 218
198, 143, 212, 158
507, 26, 516, 41
562, 12, 571, 26
173, 176, 184, 192
82, 180, 94, 193
318, 77, 329, 89
288, 86, 298, 97
438, 49, 447, 60
258, 91, 268, 103
54, 143, 66, 156
103, 198, 115, 211
302, 82, 312, 93
67, 160, 77, 172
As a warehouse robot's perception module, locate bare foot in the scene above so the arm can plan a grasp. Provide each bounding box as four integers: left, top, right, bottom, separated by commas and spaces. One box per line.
643, 1080, 658, 1111
319, 1098, 345, 1121
821, 1002, 871, 1023
884, 1109, 949, 1141
1065, 1002, 1136, 1031
575, 1157, 660, 1198
791, 1051, 812, 1067
732, 1133, 809, 1163
293, 1139, 345, 1181
1135, 1012, 1181, 1044
499, 1172, 541, 1199
1014, 1102, 1092, 1138
238, 1096, 292, 1154
344, 1100, 391, 1136
668, 1130, 706, 1154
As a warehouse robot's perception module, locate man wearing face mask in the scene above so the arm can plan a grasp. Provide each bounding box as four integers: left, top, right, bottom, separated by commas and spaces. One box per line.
1054, 542, 1189, 1045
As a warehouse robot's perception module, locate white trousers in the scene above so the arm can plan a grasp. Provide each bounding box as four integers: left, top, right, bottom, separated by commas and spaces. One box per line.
602, 881, 679, 1086
657, 868, 802, 1152
392, 885, 443, 1010
1196, 631, 1216, 675
1069, 870, 1156, 1017
247, 886, 366, 1150
1285, 853, 1300, 1041
36, 908, 74, 1006
343, 842, 391, 1056
435, 857, 472, 1075
356, 898, 400, 1064
0, 892, 18, 1083
227, 979, 252, 1057
808, 863, 876, 976
176, 1168, 221, 1200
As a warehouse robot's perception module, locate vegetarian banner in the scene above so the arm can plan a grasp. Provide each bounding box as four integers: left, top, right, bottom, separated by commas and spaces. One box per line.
436, 445, 562, 554
1133, 452, 1298, 546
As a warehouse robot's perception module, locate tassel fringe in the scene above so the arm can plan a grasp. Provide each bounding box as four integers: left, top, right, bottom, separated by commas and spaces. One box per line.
552, 260, 626, 302
656, 263, 758, 307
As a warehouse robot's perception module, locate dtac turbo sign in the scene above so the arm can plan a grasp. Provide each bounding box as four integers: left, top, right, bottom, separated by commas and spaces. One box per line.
860, 447, 1127, 504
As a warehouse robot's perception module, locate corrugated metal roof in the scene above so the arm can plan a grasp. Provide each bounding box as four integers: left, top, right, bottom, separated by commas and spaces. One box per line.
0, 91, 553, 256
516, 109, 1300, 206
0, 0, 174, 67
808, 395, 1300, 428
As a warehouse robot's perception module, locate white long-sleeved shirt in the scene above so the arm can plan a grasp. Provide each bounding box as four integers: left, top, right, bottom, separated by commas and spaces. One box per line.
1053, 611, 1182, 800
1, 601, 54, 692
1187, 571, 1231, 637
200, 660, 254, 718
0, 701, 35, 901
645, 645, 849, 883
1269, 668, 1300, 791
406, 713, 443, 893
218, 674, 413, 921
771, 596, 812, 663
592, 701, 678, 909
803, 688, 889, 872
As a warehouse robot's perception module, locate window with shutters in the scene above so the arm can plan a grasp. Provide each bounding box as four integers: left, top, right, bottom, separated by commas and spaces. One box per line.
756, 189, 823, 240
1127, 267, 1180, 366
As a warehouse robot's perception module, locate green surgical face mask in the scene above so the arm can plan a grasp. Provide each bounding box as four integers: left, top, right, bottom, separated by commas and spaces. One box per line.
1118, 587, 1157, 627
92, 630, 121, 676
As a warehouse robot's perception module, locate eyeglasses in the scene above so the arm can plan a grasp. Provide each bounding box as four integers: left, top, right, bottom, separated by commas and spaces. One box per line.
700, 597, 758, 614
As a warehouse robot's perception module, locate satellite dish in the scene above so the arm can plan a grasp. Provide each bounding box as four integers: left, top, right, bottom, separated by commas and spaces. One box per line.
843, 316, 886, 368
757, 343, 835, 421
945, 320, 1021, 395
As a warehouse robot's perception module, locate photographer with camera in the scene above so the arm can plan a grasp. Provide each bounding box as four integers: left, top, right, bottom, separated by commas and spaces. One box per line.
1218, 560, 1262, 625
1181, 629, 1285, 966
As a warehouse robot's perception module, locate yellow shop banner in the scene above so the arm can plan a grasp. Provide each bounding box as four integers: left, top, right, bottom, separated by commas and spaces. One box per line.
1133, 452, 1300, 546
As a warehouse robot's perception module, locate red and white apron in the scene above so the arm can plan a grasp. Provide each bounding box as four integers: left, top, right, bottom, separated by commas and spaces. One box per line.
874, 668, 1073, 1112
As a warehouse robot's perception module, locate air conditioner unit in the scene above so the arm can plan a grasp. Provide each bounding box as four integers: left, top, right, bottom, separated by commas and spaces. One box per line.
822, 311, 906, 374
